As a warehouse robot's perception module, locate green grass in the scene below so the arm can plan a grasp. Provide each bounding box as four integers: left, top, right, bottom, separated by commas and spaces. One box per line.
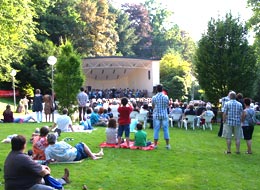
0, 121, 260, 190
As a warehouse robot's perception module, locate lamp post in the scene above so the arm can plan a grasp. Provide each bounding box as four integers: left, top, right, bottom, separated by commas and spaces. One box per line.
47, 56, 57, 122
10, 69, 17, 111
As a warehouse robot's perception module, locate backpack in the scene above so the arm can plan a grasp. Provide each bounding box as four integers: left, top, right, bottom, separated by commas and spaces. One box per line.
247, 109, 257, 126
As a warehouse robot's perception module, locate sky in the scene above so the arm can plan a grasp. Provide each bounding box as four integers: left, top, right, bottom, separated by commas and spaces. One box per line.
111, 0, 253, 42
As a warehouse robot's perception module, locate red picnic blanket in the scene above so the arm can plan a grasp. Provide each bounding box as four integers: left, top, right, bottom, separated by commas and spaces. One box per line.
99, 141, 155, 151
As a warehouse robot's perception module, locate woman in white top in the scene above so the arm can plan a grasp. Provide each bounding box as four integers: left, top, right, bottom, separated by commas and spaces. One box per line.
106, 118, 118, 144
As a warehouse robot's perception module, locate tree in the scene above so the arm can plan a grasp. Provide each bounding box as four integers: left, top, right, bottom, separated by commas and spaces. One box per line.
109, 6, 139, 56
0, 0, 37, 82
194, 13, 257, 104
55, 41, 84, 112
122, 3, 152, 57
36, 0, 82, 46
160, 53, 192, 100
12, 40, 57, 94
77, 0, 118, 56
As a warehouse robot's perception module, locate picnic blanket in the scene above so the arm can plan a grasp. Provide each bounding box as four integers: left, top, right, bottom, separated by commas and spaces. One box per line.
49, 159, 85, 164
99, 141, 155, 150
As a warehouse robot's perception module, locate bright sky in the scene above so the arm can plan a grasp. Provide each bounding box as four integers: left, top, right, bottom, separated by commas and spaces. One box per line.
111, 0, 253, 42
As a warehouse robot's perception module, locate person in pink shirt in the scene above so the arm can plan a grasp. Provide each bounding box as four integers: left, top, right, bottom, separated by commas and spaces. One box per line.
117, 97, 133, 148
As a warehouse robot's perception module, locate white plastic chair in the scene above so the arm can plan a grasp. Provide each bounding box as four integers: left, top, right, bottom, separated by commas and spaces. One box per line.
202, 115, 213, 130
136, 113, 147, 129
182, 115, 196, 130
130, 111, 139, 119
170, 113, 183, 128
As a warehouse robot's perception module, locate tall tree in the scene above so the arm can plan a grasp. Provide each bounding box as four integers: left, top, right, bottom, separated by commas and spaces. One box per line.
55, 41, 84, 111
0, 0, 37, 82
77, 0, 118, 56
13, 40, 57, 93
122, 3, 152, 58
194, 13, 257, 104
109, 6, 139, 56
35, 0, 82, 46
160, 53, 192, 100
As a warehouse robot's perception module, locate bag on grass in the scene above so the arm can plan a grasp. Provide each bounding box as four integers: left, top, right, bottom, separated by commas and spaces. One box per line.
44, 174, 63, 189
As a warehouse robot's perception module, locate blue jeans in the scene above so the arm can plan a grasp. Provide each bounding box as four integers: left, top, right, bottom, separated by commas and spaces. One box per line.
153, 117, 170, 140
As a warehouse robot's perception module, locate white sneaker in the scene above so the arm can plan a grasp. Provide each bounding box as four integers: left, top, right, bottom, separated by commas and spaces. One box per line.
166, 145, 171, 150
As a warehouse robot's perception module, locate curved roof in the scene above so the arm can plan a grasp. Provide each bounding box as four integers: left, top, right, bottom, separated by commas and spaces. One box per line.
82, 56, 159, 80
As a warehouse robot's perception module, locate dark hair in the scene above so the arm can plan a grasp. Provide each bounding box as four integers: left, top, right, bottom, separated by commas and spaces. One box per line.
136, 123, 143, 130
156, 84, 163, 92
62, 108, 68, 115
142, 104, 148, 110
244, 98, 251, 106
11, 135, 26, 151
108, 118, 117, 128
121, 97, 128, 106
40, 126, 50, 137
86, 108, 92, 114
80, 87, 84, 91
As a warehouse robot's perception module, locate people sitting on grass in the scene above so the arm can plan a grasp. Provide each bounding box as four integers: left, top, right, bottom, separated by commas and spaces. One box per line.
90, 107, 107, 127
13, 115, 37, 123
106, 118, 118, 144
134, 123, 151, 148
32, 126, 50, 160
4, 135, 70, 190
50, 108, 74, 132
45, 134, 104, 162
2, 104, 14, 123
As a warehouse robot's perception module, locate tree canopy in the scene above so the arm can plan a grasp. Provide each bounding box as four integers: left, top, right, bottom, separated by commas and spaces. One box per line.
194, 13, 257, 104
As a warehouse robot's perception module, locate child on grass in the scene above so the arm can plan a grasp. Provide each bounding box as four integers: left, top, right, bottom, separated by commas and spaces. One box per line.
134, 123, 151, 147
117, 97, 133, 148
106, 118, 118, 144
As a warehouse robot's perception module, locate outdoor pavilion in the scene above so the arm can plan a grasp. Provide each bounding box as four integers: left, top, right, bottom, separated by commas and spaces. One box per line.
82, 56, 160, 96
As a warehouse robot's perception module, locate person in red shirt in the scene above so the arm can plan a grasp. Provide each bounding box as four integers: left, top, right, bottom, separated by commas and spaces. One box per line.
117, 97, 133, 148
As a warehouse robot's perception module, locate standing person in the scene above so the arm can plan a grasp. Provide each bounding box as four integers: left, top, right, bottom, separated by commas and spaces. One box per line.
4, 135, 70, 190
222, 91, 244, 154
152, 84, 170, 149
218, 93, 230, 137
2, 104, 14, 123
22, 95, 29, 115
117, 97, 133, 147
33, 89, 43, 123
241, 98, 255, 154
77, 87, 89, 122
43, 91, 53, 122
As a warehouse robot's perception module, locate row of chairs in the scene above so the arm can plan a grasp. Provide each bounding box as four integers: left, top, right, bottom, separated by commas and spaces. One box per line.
169, 114, 213, 130
112, 111, 213, 131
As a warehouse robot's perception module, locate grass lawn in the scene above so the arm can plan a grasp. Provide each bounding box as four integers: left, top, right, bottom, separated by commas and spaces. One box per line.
0, 120, 260, 190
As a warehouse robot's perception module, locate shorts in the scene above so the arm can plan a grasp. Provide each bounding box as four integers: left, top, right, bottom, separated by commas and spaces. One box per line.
222, 123, 243, 139
118, 124, 130, 138
74, 142, 88, 161
242, 125, 254, 140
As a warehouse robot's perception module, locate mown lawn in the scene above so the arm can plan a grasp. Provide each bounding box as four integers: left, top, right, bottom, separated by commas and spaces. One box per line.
0, 120, 260, 190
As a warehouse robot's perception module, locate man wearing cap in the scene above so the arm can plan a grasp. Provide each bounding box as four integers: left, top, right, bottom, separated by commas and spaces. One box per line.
45, 134, 104, 162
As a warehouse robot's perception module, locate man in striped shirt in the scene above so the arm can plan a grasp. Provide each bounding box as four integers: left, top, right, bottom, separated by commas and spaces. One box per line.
152, 84, 170, 149
222, 91, 243, 154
